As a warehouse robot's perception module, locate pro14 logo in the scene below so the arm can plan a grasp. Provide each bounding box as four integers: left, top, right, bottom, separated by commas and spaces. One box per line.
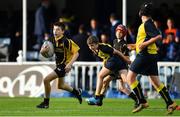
0, 66, 53, 97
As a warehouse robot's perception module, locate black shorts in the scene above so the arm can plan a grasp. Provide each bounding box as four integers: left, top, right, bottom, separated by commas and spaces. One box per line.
130, 53, 158, 75
105, 56, 128, 73
54, 64, 66, 78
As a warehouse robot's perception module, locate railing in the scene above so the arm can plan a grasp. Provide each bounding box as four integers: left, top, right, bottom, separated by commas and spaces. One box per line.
158, 62, 180, 93
66, 62, 180, 96
65, 62, 103, 95
0, 61, 180, 97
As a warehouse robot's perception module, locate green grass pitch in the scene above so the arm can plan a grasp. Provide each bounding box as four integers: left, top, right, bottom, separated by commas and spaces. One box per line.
0, 97, 180, 116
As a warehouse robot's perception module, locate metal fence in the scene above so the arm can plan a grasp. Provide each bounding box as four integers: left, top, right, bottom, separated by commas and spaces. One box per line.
0, 62, 180, 97
66, 62, 180, 96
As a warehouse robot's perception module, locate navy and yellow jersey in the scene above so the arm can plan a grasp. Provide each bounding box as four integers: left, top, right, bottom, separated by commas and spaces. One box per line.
94, 43, 114, 63
113, 39, 129, 56
48, 36, 80, 65
136, 18, 160, 54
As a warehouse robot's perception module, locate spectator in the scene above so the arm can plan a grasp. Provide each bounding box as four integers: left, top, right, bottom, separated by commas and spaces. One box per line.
163, 18, 179, 44
126, 24, 136, 44
161, 18, 180, 61
72, 24, 95, 61
87, 18, 102, 39
34, 0, 57, 50
8, 10, 22, 61
59, 8, 76, 38
164, 33, 178, 61
109, 13, 121, 45
100, 33, 110, 44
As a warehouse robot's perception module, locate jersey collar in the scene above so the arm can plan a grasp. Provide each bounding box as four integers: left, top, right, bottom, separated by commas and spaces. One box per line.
55, 35, 64, 41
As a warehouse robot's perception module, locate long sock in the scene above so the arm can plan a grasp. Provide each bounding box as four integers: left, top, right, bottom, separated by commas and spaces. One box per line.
44, 98, 49, 104
95, 95, 103, 100
130, 80, 146, 104
71, 88, 79, 95
129, 92, 138, 102
95, 95, 100, 99
156, 84, 173, 106
99, 94, 104, 101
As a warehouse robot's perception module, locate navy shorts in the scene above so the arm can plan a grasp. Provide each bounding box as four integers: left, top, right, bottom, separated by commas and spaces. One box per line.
130, 53, 158, 75
54, 64, 66, 78
105, 56, 128, 73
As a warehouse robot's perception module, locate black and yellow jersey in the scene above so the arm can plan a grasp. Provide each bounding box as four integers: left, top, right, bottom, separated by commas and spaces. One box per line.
94, 43, 114, 63
48, 35, 80, 65
136, 18, 160, 54
113, 39, 129, 56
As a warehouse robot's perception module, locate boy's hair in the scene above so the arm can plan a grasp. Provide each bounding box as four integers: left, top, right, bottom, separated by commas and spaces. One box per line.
87, 35, 99, 45
139, 2, 153, 17
53, 22, 65, 31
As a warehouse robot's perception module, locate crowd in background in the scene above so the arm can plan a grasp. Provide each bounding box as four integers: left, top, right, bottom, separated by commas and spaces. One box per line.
0, 0, 180, 62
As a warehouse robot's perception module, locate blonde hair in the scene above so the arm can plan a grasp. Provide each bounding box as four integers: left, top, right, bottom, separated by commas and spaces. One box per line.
87, 35, 99, 45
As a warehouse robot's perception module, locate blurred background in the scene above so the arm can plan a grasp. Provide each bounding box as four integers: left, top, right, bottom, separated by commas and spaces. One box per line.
0, 0, 179, 62
0, 0, 180, 98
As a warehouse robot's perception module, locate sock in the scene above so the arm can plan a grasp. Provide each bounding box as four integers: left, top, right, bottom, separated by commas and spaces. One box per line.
95, 95, 100, 99
71, 88, 79, 95
156, 84, 173, 106
44, 98, 49, 104
130, 80, 146, 104
99, 94, 104, 101
95, 95, 103, 100
128, 92, 138, 102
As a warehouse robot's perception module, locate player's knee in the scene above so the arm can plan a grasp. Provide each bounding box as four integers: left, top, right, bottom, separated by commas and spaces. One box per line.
98, 74, 104, 79
43, 77, 50, 85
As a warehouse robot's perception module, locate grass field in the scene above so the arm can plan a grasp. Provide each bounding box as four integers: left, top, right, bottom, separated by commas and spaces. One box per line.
0, 97, 180, 116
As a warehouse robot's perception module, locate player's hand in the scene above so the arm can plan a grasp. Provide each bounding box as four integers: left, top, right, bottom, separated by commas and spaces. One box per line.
138, 42, 147, 51
127, 44, 136, 50
65, 64, 72, 73
40, 45, 49, 56
126, 60, 131, 64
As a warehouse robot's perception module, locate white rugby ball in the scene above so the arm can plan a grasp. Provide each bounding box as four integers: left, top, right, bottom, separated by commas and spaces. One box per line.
41, 41, 54, 58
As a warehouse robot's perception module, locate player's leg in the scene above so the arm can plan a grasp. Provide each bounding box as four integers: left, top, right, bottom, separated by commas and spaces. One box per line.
57, 78, 82, 104
86, 67, 111, 106
128, 53, 151, 113
118, 78, 130, 95
149, 75, 177, 114
119, 70, 131, 95
118, 69, 138, 108
100, 75, 112, 95
97, 75, 113, 103
127, 70, 148, 113
95, 67, 111, 96
36, 71, 57, 108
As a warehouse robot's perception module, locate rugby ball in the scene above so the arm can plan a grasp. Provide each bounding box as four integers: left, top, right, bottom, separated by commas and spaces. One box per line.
40, 41, 54, 58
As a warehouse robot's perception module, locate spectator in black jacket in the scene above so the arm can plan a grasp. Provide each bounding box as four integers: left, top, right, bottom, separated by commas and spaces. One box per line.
73, 24, 95, 61
109, 13, 121, 45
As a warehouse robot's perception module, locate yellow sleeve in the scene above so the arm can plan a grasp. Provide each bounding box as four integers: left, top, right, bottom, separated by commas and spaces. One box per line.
69, 40, 80, 54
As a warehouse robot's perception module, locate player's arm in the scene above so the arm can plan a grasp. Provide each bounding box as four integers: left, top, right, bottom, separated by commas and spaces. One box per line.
139, 34, 162, 51
65, 40, 80, 72
123, 43, 131, 60
113, 49, 131, 64
65, 52, 79, 73
127, 44, 136, 50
